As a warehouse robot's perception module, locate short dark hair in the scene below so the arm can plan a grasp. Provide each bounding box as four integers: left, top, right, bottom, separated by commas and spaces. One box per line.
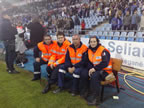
43, 34, 51, 39
89, 36, 100, 44
56, 31, 65, 37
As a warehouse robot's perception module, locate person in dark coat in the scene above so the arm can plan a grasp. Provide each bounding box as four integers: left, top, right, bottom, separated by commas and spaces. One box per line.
27, 18, 45, 47
0, 12, 19, 74
80, 36, 112, 106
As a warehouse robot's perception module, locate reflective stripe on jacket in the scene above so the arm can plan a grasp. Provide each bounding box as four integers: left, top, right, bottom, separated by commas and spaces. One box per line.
88, 46, 112, 74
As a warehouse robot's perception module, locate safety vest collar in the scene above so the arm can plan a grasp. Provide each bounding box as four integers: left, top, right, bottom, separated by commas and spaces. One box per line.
69, 41, 83, 49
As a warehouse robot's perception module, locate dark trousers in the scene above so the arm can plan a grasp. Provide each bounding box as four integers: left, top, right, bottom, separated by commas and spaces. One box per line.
131, 24, 138, 30
112, 25, 117, 30
33, 58, 47, 79
124, 25, 130, 30
58, 64, 84, 91
47, 64, 63, 85
80, 70, 108, 97
3, 40, 16, 71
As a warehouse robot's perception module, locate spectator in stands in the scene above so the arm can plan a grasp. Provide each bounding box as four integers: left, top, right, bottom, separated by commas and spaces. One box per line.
81, 20, 85, 34
123, 10, 131, 30
108, 8, 116, 23
111, 14, 118, 30
131, 2, 137, 14
0, 12, 19, 74
117, 16, 123, 30
140, 10, 144, 30
131, 9, 141, 30
74, 15, 80, 25
124, 4, 130, 15
27, 18, 45, 47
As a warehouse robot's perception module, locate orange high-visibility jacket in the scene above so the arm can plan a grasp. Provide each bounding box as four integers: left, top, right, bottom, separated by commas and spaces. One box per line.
48, 39, 71, 66
88, 45, 112, 74
38, 41, 56, 62
68, 44, 87, 65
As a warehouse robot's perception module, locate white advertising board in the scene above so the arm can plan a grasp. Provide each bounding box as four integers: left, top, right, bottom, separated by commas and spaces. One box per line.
53, 36, 144, 70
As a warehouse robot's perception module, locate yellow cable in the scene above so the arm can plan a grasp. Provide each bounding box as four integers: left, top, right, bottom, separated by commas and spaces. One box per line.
124, 73, 144, 95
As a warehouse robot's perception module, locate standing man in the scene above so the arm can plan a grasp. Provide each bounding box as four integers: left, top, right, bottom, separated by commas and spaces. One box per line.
131, 9, 140, 30
32, 35, 56, 81
0, 12, 19, 74
53, 34, 87, 96
42, 31, 71, 94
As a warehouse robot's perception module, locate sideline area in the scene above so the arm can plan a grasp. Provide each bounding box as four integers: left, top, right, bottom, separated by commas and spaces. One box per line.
0, 57, 144, 108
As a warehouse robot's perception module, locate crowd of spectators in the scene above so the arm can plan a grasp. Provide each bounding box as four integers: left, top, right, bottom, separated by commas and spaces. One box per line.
109, 0, 144, 30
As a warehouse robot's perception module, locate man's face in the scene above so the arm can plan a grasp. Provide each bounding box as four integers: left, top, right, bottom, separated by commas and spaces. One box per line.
44, 36, 51, 45
126, 11, 130, 15
57, 35, 65, 44
3, 14, 10, 20
134, 11, 137, 14
72, 35, 80, 46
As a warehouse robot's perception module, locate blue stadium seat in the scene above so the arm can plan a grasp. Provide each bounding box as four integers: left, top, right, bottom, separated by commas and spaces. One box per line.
135, 32, 144, 42
101, 32, 107, 39
98, 31, 103, 39
119, 32, 127, 41
106, 31, 113, 40
127, 32, 135, 41
127, 37, 135, 41
113, 32, 120, 40
119, 37, 126, 41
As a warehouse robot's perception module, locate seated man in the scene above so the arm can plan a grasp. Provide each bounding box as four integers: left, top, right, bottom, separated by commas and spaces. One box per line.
80, 36, 112, 106
53, 34, 87, 96
32, 34, 56, 81
42, 31, 71, 94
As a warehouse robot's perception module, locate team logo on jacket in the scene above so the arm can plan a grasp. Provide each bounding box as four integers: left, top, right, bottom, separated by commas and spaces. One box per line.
96, 56, 101, 59
78, 54, 82, 57
62, 49, 65, 51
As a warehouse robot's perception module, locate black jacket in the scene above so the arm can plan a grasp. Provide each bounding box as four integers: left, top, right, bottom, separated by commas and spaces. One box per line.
27, 22, 44, 47
0, 18, 17, 41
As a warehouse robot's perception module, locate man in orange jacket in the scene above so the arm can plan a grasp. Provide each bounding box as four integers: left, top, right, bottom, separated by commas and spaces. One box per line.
32, 34, 56, 81
53, 34, 87, 95
42, 31, 71, 94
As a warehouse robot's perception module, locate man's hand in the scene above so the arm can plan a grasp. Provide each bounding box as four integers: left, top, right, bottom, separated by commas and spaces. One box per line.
50, 64, 54, 69
68, 67, 73, 74
35, 58, 40, 62
89, 68, 96, 77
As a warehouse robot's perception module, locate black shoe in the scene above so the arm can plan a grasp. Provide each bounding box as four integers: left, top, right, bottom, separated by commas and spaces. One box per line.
42, 84, 51, 94
6, 68, 10, 72
71, 91, 79, 96
53, 88, 63, 94
31, 78, 40, 81
80, 92, 88, 99
12, 70, 20, 74
87, 98, 97, 106
87, 95, 100, 106
8, 70, 20, 74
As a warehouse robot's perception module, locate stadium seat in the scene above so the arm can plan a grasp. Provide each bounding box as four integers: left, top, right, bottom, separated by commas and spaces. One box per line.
101, 32, 107, 39
113, 32, 120, 40
97, 31, 103, 39
106, 31, 113, 40
135, 32, 144, 42
119, 32, 127, 41
127, 32, 135, 41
